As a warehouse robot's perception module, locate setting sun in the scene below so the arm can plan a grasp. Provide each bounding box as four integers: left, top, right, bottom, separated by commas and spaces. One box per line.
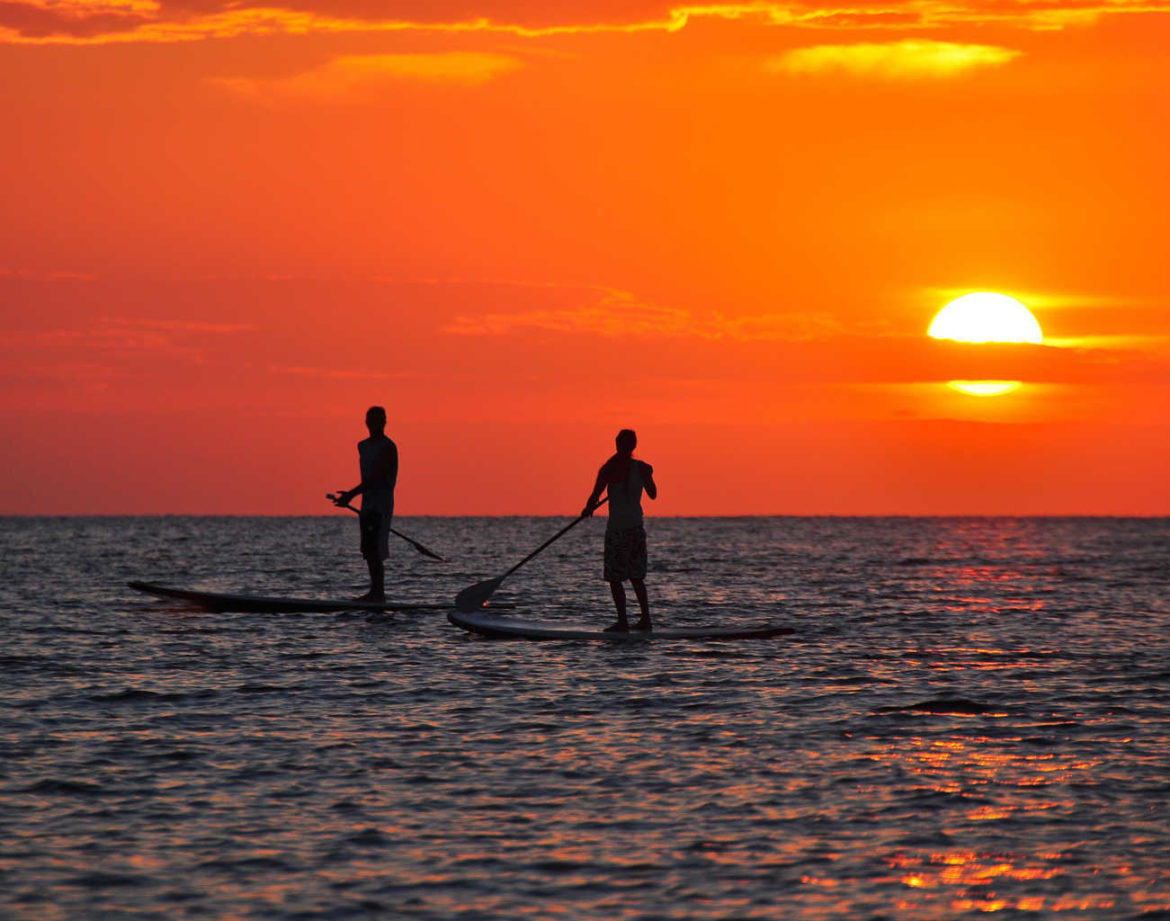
929, 293, 1043, 398
929, 293, 1043, 344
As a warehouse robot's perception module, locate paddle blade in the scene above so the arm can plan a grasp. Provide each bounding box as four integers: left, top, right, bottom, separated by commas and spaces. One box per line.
455, 577, 504, 613
391, 529, 445, 562
410, 540, 446, 562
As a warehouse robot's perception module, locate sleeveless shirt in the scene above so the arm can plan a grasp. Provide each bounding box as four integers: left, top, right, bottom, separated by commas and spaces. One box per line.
606, 461, 647, 531
358, 435, 397, 515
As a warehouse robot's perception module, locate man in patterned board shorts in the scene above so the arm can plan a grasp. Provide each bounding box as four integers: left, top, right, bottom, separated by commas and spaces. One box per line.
582, 429, 658, 632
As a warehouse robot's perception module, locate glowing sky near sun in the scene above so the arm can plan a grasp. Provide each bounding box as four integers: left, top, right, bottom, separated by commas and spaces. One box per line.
1, 0, 1168, 514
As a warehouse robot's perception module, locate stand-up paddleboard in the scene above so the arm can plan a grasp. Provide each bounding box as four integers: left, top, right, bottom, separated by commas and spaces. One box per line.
448, 609, 795, 641
128, 581, 449, 614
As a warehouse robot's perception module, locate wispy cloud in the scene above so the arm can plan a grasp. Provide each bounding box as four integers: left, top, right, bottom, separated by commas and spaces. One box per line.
443, 286, 842, 341
267, 365, 424, 380
0, 267, 97, 280
0, 318, 252, 356
3, 0, 1166, 45
213, 52, 523, 100
102, 317, 255, 334
768, 39, 1022, 79
0, 318, 254, 393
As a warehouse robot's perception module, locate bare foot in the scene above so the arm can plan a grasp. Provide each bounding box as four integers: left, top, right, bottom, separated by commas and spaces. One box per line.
634, 619, 652, 632
356, 591, 385, 603
604, 620, 630, 633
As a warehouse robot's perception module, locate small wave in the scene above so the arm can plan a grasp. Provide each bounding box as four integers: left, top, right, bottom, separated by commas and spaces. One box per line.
0, 655, 51, 671
88, 688, 195, 703
891, 830, 956, 848
64, 871, 146, 889
23, 778, 107, 796
197, 855, 299, 873
530, 858, 598, 874
139, 747, 203, 763
236, 683, 288, 694
344, 828, 390, 846
667, 649, 752, 661
875, 696, 1005, 715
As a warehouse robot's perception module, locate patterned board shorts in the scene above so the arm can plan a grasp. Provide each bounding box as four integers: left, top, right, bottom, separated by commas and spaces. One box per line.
604, 525, 648, 582
359, 511, 391, 561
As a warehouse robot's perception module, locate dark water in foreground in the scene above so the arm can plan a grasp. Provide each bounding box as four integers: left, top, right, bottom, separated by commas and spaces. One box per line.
1, 516, 1168, 920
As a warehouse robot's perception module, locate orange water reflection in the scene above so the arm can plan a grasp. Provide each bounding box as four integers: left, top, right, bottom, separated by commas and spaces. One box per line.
912, 518, 1056, 618
889, 850, 1125, 913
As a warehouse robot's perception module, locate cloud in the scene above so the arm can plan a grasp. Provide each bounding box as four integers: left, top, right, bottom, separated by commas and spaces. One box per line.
0, 317, 252, 359
0, 317, 256, 396
3, 0, 1167, 45
435, 282, 1170, 388
768, 39, 1022, 78
0, 267, 98, 280
213, 52, 523, 99
267, 365, 424, 379
443, 286, 843, 341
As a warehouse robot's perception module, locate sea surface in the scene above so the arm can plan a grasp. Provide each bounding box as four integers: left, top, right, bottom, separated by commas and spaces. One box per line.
1, 515, 1168, 920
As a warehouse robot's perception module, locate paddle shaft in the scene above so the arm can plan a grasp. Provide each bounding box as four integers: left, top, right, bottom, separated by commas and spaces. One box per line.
501, 496, 609, 579
325, 494, 445, 561
453, 498, 611, 611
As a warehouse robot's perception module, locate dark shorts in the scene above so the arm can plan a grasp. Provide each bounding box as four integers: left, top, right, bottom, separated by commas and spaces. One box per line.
604, 526, 647, 582
360, 511, 391, 561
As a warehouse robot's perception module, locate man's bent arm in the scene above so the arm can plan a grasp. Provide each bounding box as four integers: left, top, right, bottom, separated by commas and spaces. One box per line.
642, 463, 658, 501
582, 468, 607, 517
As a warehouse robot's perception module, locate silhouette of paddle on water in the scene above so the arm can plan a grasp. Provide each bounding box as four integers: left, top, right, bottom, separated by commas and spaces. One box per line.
455, 497, 608, 612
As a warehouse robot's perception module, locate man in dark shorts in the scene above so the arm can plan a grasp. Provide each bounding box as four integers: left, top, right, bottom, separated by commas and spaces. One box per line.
582, 429, 658, 632
333, 406, 398, 601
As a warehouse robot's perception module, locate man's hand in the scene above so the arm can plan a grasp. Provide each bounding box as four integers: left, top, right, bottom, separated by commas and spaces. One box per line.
581, 499, 599, 518
334, 489, 357, 507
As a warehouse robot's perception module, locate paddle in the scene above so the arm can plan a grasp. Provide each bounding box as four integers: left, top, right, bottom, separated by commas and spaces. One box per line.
325, 494, 446, 562
454, 497, 608, 612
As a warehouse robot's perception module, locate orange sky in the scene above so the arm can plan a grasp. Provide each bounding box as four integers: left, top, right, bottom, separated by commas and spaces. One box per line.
2, 0, 1168, 514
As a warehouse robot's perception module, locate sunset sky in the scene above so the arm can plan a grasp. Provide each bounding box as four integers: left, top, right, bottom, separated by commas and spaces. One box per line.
2, 0, 1168, 515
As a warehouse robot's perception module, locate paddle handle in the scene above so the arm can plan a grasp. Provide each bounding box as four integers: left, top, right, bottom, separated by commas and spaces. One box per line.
326, 492, 359, 514
503, 496, 609, 578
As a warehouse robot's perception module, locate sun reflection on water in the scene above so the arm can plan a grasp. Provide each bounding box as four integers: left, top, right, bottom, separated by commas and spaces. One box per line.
890, 849, 1124, 913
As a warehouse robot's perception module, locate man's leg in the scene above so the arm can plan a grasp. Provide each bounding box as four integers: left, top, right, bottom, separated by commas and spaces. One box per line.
364, 556, 385, 602
605, 580, 629, 631
631, 578, 651, 630
358, 510, 389, 601
358, 555, 384, 601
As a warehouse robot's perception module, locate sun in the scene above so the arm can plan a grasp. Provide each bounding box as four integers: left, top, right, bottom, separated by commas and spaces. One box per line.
928, 292, 1042, 397
929, 292, 1042, 344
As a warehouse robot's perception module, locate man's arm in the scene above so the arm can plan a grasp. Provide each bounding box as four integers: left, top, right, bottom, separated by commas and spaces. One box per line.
581, 466, 608, 517
641, 461, 657, 500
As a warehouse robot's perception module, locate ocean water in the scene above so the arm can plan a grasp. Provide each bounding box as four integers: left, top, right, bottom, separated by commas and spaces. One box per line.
1, 515, 1168, 920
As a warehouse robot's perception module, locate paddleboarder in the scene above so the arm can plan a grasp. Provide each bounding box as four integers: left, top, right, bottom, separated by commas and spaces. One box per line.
582, 429, 657, 632
333, 406, 398, 602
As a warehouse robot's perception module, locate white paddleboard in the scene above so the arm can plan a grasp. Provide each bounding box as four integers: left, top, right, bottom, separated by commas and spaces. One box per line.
448, 609, 795, 641
128, 581, 448, 614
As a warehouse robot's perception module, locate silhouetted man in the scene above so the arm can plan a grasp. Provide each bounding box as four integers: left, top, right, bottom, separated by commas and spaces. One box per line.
583, 429, 658, 632
334, 406, 398, 601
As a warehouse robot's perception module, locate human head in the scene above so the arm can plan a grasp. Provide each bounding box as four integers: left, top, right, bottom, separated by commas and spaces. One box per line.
615, 429, 637, 456
365, 405, 387, 435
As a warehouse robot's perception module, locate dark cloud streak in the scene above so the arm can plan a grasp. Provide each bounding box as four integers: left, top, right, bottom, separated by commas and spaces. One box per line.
4, 0, 1168, 44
